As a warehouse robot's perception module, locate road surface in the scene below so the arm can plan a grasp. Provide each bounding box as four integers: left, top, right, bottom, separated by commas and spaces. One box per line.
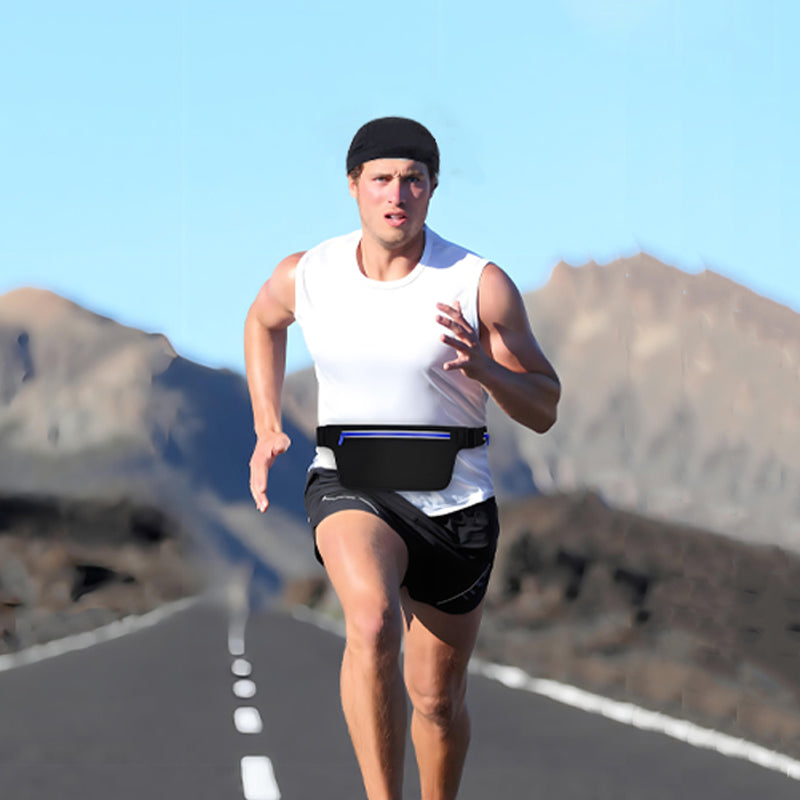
0, 601, 797, 799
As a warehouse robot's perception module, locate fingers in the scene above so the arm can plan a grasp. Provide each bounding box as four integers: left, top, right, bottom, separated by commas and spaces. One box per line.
248, 433, 292, 513
250, 465, 268, 513
436, 300, 489, 378
436, 300, 472, 341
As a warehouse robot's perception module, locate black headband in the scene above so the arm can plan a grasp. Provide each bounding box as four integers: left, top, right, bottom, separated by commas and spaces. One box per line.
346, 117, 439, 177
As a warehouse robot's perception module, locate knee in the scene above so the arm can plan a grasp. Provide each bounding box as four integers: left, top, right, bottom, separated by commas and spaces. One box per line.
407, 675, 467, 732
344, 601, 402, 664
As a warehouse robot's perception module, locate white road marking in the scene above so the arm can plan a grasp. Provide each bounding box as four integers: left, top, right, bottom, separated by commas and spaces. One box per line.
241, 755, 281, 800
233, 678, 257, 699
228, 633, 246, 657
232, 657, 252, 677
0, 597, 197, 673
234, 706, 264, 734
292, 603, 800, 783
226, 563, 252, 657
470, 659, 800, 782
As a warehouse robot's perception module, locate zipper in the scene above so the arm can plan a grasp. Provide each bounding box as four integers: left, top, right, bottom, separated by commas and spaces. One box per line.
337, 430, 452, 446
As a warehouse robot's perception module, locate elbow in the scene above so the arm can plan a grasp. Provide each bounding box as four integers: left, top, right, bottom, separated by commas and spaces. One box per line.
532, 377, 561, 434
533, 405, 558, 434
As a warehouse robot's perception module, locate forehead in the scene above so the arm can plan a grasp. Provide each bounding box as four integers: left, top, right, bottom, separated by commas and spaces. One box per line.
360, 158, 429, 177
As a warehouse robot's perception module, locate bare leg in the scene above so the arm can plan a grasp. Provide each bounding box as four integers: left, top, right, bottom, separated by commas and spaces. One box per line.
315, 510, 410, 800
401, 593, 484, 800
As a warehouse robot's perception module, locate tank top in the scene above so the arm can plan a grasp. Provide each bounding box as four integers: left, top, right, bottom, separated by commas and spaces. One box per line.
294, 225, 495, 516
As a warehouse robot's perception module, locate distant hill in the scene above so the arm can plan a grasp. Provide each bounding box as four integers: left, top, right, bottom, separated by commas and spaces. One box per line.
520, 254, 800, 550
285, 253, 800, 551
0, 288, 321, 595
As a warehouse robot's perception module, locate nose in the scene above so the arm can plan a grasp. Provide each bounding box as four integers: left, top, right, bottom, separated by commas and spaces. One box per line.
387, 178, 404, 205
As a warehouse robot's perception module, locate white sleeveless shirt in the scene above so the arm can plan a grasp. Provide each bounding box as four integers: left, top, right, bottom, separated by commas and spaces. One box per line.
294, 226, 495, 516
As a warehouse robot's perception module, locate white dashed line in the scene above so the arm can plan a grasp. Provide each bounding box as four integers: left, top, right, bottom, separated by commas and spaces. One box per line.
226, 590, 282, 799
234, 706, 264, 734
232, 657, 253, 677
228, 634, 246, 657
241, 755, 281, 800
233, 678, 257, 699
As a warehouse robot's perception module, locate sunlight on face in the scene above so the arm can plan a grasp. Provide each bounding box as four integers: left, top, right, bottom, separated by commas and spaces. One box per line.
349, 159, 433, 201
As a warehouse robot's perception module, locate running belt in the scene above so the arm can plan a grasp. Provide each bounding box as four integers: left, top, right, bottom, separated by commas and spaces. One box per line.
316, 424, 489, 491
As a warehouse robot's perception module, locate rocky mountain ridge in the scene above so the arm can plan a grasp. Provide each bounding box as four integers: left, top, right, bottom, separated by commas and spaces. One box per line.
0, 287, 320, 597
523, 255, 800, 549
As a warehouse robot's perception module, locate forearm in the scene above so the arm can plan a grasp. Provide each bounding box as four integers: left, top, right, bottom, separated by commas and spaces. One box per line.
479, 360, 560, 433
244, 306, 288, 438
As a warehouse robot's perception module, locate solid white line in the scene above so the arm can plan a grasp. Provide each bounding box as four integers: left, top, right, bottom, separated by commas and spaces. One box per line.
233, 678, 257, 699
241, 755, 281, 800
292, 603, 800, 783
232, 657, 252, 677
0, 597, 197, 673
234, 706, 264, 734
470, 659, 800, 782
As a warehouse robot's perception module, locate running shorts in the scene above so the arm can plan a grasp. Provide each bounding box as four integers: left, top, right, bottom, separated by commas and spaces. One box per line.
304, 468, 499, 614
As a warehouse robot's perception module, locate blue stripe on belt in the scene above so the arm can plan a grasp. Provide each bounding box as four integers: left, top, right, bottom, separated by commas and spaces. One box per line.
337, 430, 452, 446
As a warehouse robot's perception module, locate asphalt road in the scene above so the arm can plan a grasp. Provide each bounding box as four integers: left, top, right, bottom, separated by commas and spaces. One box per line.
0, 601, 798, 799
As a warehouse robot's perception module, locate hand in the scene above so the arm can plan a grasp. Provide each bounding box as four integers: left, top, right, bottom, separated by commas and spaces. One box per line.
436, 301, 491, 380
249, 431, 291, 513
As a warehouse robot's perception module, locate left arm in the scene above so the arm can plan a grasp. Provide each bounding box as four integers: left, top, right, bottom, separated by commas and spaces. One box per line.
437, 262, 561, 433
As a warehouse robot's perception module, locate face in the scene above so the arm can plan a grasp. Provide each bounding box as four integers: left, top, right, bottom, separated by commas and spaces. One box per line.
348, 158, 435, 253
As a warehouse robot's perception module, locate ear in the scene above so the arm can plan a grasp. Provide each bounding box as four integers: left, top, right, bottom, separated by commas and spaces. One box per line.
348, 174, 358, 199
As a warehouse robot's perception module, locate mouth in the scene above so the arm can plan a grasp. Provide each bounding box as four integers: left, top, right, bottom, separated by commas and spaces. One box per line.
384, 212, 408, 227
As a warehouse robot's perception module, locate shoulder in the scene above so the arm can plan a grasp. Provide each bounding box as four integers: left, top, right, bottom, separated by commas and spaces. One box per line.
273, 250, 305, 290
479, 261, 517, 294
478, 262, 529, 327
250, 251, 305, 326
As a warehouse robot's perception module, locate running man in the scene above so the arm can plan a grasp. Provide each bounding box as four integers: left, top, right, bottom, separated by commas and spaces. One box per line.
245, 117, 560, 800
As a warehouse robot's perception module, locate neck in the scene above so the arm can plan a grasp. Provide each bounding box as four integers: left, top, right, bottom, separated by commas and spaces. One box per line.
357, 229, 426, 281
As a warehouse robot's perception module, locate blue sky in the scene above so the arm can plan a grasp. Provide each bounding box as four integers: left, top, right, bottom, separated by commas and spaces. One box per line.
2, 0, 798, 374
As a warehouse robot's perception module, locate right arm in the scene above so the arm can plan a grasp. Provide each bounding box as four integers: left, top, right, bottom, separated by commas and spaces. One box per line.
244, 252, 304, 512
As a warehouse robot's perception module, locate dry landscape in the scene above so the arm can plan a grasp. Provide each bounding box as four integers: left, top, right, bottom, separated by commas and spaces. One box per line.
1, 252, 799, 758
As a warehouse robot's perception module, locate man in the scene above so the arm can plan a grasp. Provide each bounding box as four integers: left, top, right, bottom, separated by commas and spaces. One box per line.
245, 117, 560, 800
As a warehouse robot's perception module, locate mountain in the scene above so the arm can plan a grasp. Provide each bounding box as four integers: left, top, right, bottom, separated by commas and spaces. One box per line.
517, 254, 800, 551
0, 288, 321, 602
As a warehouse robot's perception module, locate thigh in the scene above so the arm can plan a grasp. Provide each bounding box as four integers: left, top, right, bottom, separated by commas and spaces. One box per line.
316, 510, 409, 615
401, 591, 484, 697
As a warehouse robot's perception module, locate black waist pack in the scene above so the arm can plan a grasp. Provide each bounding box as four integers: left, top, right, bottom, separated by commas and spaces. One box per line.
316, 424, 489, 491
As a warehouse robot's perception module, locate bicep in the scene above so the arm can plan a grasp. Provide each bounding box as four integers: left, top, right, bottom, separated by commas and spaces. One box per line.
478, 262, 558, 379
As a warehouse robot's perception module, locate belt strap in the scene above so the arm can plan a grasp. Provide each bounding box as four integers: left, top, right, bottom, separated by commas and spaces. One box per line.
316, 425, 488, 449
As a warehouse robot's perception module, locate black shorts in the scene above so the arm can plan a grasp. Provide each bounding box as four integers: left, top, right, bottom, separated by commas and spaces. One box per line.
304, 468, 499, 615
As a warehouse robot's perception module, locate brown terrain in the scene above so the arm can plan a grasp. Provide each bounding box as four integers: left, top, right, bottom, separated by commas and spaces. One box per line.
482, 492, 800, 760
1, 255, 799, 757
0, 495, 200, 650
